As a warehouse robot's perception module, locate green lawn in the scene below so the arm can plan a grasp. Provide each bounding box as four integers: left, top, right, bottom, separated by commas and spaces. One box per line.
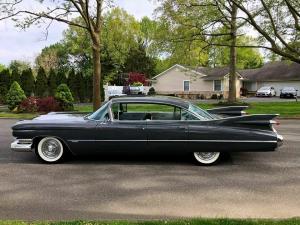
0, 218, 299, 225
0, 101, 300, 119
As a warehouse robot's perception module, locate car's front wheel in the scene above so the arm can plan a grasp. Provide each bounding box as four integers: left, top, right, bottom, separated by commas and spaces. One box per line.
36, 137, 65, 163
193, 152, 221, 165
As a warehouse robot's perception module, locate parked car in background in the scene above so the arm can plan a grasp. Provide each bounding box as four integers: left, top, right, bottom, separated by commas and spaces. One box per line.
11, 96, 283, 166
280, 87, 298, 98
107, 86, 126, 99
256, 86, 276, 97
123, 85, 145, 95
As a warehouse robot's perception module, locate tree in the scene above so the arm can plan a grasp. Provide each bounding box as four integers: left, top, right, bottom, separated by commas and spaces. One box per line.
56, 69, 67, 86
0, 64, 6, 72
156, 0, 248, 102
67, 69, 78, 101
231, 0, 300, 64
8, 60, 30, 73
35, 43, 69, 73
11, 67, 21, 84
35, 67, 48, 97
48, 68, 57, 96
20, 68, 35, 97
123, 43, 156, 78
76, 72, 85, 102
1, 0, 110, 111
209, 36, 264, 69
6, 81, 26, 111
62, 8, 143, 83
0, 69, 11, 103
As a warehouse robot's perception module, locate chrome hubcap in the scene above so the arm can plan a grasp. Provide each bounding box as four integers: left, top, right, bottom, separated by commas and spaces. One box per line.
41, 139, 61, 159
195, 152, 218, 161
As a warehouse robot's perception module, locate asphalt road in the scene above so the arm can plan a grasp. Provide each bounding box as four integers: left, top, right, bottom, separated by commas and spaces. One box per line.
0, 119, 299, 220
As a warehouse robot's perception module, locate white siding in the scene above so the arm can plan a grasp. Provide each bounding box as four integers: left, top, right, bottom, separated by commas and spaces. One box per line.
152, 66, 213, 93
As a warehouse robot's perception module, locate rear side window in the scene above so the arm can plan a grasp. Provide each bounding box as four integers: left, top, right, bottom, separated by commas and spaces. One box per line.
111, 103, 184, 121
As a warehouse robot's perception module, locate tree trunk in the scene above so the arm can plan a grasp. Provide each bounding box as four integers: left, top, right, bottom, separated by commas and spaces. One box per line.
92, 41, 101, 111
228, 3, 238, 103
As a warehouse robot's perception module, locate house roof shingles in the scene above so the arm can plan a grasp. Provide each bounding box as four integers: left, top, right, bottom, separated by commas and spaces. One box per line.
239, 61, 300, 81
195, 61, 300, 81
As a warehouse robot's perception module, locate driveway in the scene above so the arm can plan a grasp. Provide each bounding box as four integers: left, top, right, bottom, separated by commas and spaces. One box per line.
0, 119, 299, 220
190, 97, 298, 104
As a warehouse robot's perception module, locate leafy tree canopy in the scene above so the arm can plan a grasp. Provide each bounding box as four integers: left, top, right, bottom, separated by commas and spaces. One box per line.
8, 60, 31, 73
0, 64, 6, 72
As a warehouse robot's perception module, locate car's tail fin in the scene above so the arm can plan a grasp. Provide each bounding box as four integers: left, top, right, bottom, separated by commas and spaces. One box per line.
207, 106, 248, 117
216, 114, 280, 131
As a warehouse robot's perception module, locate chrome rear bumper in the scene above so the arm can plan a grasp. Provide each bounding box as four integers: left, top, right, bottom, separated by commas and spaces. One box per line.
11, 139, 33, 152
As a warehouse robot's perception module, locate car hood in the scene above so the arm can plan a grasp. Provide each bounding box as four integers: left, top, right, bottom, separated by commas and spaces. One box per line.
281, 91, 296, 94
34, 113, 86, 121
12, 113, 89, 130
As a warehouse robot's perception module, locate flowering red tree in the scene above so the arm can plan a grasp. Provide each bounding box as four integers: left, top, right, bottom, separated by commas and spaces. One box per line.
126, 72, 149, 86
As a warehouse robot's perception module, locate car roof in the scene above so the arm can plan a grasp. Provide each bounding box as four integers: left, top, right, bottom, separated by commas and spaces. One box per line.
110, 96, 190, 109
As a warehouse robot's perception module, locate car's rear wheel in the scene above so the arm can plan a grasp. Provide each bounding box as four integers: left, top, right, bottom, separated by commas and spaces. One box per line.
193, 152, 221, 165
36, 137, 65, 163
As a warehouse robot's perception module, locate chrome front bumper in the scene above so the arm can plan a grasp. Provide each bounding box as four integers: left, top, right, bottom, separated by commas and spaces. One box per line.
277, 134, 284, 147
11, 139, 33, 152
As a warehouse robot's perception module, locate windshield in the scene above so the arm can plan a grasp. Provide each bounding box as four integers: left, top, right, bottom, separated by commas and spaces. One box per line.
87, 102, 110, 121
258, 87, 270, 91
188, 104, 215, 120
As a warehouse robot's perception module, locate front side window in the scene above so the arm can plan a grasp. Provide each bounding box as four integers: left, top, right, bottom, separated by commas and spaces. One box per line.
87, 102, 110, 121
183, 80, 190, 91
188, 104, 214, 120
214, 80, 222, 91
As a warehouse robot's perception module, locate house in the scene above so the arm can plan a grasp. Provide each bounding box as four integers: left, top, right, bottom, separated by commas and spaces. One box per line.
151, 64, 242, 99
151, 61, 300, 99
240, 61, 300, 96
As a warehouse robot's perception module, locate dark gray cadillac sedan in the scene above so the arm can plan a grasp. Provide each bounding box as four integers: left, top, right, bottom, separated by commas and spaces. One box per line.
11, 96, 283, 165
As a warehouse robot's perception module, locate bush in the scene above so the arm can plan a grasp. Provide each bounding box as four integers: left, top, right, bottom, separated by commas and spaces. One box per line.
19, 97, 38, 113
6, 81, 26, 111
55, 83, 74, 111
19, 96, 61, 113
211, 94, 218, 99
148, 87, 156, 95
37, 96, 61, 112
131, 82, 143, 87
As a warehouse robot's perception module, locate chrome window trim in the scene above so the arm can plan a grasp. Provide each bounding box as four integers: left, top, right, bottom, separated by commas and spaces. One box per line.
108, 101, 204, 122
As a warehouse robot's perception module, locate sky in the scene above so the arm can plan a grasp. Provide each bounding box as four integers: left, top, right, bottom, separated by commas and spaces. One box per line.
0, 0, 158, 66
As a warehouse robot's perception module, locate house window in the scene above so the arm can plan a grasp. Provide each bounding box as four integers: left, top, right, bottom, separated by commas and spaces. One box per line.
214, 80, 222, 91
183, 80, 190, 92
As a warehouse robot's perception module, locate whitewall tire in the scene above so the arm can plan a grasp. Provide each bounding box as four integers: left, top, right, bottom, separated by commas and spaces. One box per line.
193, 152, 221, 165
36, 137, 64, 163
